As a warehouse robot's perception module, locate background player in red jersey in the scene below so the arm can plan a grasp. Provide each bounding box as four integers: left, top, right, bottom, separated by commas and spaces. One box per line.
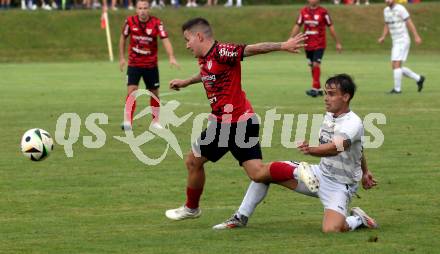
165, 18, 320, 222
119, 0, 179, 130
291, 0, 342, 98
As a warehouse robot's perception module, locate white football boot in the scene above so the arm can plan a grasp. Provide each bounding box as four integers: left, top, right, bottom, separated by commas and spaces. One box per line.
212, 213, 248, 230
296, 162, 319, 193
42, 3, 52, 10
165, 206, 201, 220
151, 121, 164, 130
121, 121, 132, 131
351, 207, 379, 229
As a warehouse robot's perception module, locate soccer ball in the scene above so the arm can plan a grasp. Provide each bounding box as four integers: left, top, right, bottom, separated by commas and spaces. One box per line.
20, 128, 54, 161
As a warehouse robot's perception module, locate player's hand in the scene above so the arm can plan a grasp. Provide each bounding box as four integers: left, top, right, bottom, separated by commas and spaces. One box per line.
414, 35, 422, 45
377, 37, 385, 44
119, 58, 126, 72
297, 141, 311, 155
169, 57, 181, 69
282, 33, 308, 53
169, 79, 187, 91
362, 170, 377, 190
336, 42, 342, 53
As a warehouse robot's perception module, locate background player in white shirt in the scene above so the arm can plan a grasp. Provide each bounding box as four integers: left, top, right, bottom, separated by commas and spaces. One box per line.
214, 74, 378, 233
378, 0, 425, 94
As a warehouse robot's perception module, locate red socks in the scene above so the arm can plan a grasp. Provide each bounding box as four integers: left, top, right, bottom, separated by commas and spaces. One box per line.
269, 162, 295, 182
124, 95, 136, 124
312, 65, 321, 90
124, 94, 160, 124
185, 187, 203, 209
150, 96, 160, 122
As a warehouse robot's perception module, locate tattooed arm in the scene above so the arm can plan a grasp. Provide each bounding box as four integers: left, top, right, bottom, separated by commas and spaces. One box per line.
243, 33, 307, 57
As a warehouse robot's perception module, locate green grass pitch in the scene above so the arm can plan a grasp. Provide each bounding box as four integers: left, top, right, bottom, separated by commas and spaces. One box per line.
1, 52, 439, 253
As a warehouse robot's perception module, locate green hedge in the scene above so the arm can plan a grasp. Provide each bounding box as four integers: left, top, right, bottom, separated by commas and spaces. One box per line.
4, 0, 437, 8
0, 3, 438, 62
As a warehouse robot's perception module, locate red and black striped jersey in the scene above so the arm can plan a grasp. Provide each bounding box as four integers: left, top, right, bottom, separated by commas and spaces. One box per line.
122, 15, 168, 68
198, 42, 254, 123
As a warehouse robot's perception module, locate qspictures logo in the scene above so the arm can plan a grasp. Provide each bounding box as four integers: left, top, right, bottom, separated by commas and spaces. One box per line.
54, 89, 386, 165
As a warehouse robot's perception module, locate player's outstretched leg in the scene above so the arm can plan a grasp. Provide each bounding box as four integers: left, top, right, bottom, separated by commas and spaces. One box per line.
165, 152, 207, 220
213, 181, 268, 229
242, 160, 319, 192
213, 161, 319, 230
401, 67, 425, 92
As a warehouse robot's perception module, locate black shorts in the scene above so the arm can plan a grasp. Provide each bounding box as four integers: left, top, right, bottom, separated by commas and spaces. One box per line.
127, 66, 160, 89
192, 114, 262, 166
305, 49, 325, 65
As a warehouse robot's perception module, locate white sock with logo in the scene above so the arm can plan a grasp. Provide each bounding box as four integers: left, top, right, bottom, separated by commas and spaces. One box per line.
393, 68, 403, 92
402, 67, 421, 82
346, 215, 363, 231
237, 181, 269, 217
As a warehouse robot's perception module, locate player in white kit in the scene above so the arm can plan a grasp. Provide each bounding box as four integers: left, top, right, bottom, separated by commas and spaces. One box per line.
213, 74, 379, 233
378, 0, 425, 94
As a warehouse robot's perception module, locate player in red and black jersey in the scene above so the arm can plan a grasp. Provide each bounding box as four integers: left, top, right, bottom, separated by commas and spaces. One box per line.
119, 0, 179, 130
291, 0, 342, 97
165, 18, 320, 222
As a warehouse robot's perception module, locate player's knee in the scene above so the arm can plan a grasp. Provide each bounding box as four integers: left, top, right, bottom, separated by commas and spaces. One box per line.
149, 88, 159, 96
247, 169, 268, 183
185, 155, 197, 171
185, 153, 203, 172
127, 86, 138, 95
312, 62, 320, 67
322, 224, 344, 233
243, 162, 268, 183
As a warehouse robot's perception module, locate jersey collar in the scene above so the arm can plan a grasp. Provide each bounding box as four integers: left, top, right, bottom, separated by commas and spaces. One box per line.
330, 110, 351, 119
202, 41, 218, 59
136, 15, 151, 24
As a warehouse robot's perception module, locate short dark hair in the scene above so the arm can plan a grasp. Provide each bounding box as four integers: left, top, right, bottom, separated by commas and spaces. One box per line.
181, 17, 213, 37
325, 74, 357, 101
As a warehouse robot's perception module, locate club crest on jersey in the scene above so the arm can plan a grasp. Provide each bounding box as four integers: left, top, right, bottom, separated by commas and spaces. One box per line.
133, 27, 139, 31
146, 29, 152, 35
314, 14, 320, 20
207, 60, 212, 70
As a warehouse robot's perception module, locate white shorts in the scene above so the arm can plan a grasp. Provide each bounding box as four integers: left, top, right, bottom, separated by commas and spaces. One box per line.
391, 41, 410, 62
294, 164, 358, 217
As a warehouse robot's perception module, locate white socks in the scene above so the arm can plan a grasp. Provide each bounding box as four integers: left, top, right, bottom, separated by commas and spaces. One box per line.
237, 181, 365, 232
394, 67, 422, 92
346, 215, 363, 231
393, 68, 403, 92
237, 181, 269, 217
402, 67, 421, 82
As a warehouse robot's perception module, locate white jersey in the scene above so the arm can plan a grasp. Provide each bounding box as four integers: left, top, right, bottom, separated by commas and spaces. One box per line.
319, 111, 364, 185
384, 4, 410, 43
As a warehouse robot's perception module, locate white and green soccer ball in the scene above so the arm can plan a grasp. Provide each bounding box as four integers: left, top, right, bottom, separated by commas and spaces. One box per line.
20, 128, 54, 161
